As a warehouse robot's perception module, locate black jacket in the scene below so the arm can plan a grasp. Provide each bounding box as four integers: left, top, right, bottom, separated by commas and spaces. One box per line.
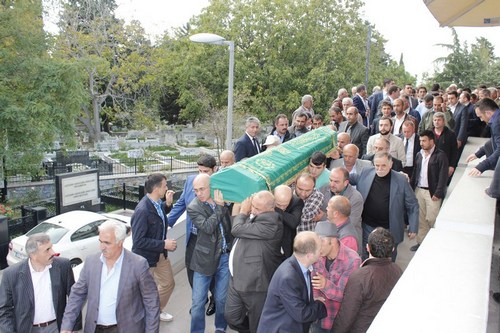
411, 147, 449, 199
131, 196, 171, 267
362, 153, 403, 172
187, 198, 233, 276
435, 126, 458, 168
275, 195, 304, 258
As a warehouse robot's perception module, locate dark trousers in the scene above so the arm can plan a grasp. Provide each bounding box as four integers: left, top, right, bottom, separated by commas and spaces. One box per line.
403, 166, 413, 180
225, 277, 267, 333
95, 325, 118, 333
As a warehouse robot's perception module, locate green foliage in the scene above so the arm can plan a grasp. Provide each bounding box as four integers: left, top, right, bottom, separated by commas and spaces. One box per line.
146, 145, 177, 152
53, 0, 156, 141
0, 1, 84, 174
428, 28, 499, 88
196, 139, 211, 147
152, 0, 415, 129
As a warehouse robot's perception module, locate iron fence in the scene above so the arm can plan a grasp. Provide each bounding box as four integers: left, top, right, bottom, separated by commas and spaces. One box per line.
5, 155, 199, 184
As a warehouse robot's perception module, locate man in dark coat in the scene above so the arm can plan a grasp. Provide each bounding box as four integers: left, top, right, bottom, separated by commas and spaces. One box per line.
225, 190, 283, 333
274, 185, 304, 258
410, 130, 449, 251
188, 174, 233, 333
332, 228, 402, 333
0, 233, 82, 333
257, 231, 327, 333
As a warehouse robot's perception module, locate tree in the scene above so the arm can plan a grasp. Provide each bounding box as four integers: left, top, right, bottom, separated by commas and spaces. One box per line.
429, 29, 499, 88
152, 0, 414, 130
0, 0, 85, 180
53, 0, 155, 141
470, 37, 499, 87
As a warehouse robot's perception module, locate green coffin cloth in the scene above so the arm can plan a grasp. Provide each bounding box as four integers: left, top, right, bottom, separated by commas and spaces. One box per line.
211, 126, 337, 202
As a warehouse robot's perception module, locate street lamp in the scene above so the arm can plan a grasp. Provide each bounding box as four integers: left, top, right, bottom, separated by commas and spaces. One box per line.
189, 33, 234, 151
364, 25, 372, 89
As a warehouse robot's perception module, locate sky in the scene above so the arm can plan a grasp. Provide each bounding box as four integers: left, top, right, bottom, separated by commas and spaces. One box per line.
111, 0, 499, 83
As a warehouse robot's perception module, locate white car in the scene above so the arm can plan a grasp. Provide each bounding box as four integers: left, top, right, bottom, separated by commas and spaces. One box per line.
7, 210, 130, 267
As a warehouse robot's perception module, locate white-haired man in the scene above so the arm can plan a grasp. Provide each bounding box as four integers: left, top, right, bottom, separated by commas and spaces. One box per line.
61, 220, 160, 333
234, 117, 261, 162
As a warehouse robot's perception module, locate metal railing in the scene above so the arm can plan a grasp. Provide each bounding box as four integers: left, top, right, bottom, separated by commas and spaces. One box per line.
5, 155, 199, 184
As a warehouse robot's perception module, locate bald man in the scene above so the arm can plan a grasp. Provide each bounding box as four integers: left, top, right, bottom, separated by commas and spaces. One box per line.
295, 174, 324, 232
187, 174, 233, 333
330, 144, 372, 175
226, 191, 284, 333
219, 150, 235, 169
274, 185, 304, 258
328, 132, 351, 164
326, 196, 358, 253
319, 167, 364, 255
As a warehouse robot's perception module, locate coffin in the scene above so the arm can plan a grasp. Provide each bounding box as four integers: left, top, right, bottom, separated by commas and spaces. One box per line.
210, 126, 337, 202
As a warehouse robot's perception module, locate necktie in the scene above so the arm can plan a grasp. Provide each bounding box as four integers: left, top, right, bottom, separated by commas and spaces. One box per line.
253, 138, 260, 153
305, 270, 311, 300
405, 139, 409, 153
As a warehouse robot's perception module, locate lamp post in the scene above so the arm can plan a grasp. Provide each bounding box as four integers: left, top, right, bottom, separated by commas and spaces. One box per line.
189, 33, 234, 151
364, 25, 372, 89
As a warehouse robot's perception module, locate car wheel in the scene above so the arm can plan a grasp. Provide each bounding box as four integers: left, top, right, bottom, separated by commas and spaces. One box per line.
70, 259, 82, 268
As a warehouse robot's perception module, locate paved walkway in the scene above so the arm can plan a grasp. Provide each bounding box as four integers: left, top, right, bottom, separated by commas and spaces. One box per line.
158, 232, 417, 332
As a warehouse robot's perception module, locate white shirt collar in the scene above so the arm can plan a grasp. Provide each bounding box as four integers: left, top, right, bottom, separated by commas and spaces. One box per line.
28, 258, 51, 273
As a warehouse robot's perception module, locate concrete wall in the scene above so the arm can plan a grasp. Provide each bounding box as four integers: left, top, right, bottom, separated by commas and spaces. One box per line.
368, 137, 496, 333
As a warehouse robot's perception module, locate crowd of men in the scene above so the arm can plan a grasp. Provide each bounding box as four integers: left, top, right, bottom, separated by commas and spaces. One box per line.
1, 80, 498, 333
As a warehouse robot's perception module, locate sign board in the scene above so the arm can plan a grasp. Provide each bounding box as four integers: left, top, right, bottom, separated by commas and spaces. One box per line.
55, 169, 100, 214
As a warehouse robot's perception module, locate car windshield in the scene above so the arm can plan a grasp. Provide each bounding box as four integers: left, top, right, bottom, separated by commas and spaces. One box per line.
26, 222, 69, 244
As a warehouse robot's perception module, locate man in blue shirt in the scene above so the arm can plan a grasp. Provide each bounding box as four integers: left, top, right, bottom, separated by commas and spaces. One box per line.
131, 173, 177, 322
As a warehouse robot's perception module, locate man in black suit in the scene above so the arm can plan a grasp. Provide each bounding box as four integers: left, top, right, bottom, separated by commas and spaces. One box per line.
234, 116, 261, 162
257, 231, 327, 333
398, 120, 420, 179
369, 78, 394, 125
338, 106, 369, 158
274, 185, 304, 258
226, 190, 284, 333
0, 233, 82, 333
447, 91, 469, 153
461, 91, 482, 137
352, 84, 370, 126
404, 83, 419, 109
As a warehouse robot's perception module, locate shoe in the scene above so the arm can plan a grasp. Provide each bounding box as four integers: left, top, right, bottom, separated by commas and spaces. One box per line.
206, 296, 216, 316
160, 312, 173, 322
410, 244, 420, 252
493, 292, 500, 304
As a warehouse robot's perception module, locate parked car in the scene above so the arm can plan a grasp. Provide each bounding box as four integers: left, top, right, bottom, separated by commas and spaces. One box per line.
6, 210, 130, 267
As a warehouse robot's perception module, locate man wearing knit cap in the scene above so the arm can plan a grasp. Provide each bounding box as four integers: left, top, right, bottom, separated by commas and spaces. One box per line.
310, 222, 360, 333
